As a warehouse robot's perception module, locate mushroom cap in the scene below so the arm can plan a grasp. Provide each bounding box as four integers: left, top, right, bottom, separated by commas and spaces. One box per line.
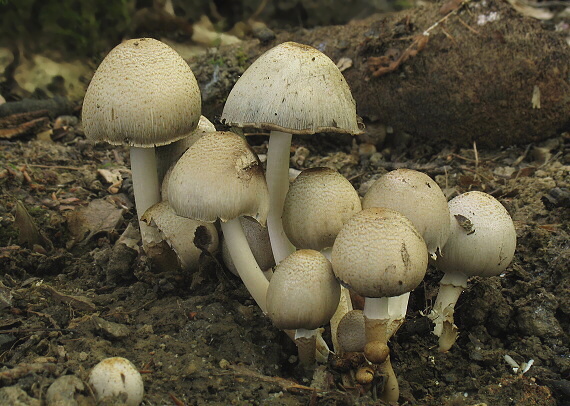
141, 201, 219, 272
435, 191, 516, 278
332, 207, 428, 298
88, 357, 144, 406
222, 216, 275, 274
221, 41, 362, 135
362, 168, 450, 257
167, 131, 269, 224
266, 249, 340, 330
337, 309, 366, 353
283, 167, 362, 250
82, 38, 201, 147
156, 115, 216, 182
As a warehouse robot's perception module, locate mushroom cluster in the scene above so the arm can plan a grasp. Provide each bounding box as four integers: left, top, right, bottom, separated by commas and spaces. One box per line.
82, 38, 517, 403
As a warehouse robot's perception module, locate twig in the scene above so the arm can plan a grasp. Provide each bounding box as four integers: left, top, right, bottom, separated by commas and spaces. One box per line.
0, 362, 58, 384
26, 164, 84, 171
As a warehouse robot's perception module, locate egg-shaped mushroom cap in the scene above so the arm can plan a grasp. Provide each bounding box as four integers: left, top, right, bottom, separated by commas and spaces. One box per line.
82, 38, 201, 147
221, 41, 362, 135
332, 207, 428, 298
222, 216, 275, 274
88, 357, 143, 406
283, 167, 362, 251
435, 191, 516, 278
266, 249, 341, 330
141, 201, 219, 272
362, 168, 450, 257
337, 309, 366, 353
167, 131, 269, 225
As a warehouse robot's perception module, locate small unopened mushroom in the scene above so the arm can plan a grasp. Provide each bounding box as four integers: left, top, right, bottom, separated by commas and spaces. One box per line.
222, 41, 362, 264
88, 357, 143, 406
332, 207, 428, 402
266, 249, 340, 367
430, 191, 516, 352
82, 38, 201, 248
222, 216, 275, 279
362, 168, 450, 337
167, 131, 270, 311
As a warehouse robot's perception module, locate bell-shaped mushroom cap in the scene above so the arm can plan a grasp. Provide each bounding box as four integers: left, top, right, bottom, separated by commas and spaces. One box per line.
221, 41, 362, 135
332, 207, 428, 298
156, 115, 216, 182
167, 131, 269, 224
435, 191, 516, 278
283, 167, 361, 250
82, 38, 201, 147
141, 201, 219, 272
266, 249, 341, 330
337, 310, 366, 353
362, 168, 450, 257
222, 216, 275, 274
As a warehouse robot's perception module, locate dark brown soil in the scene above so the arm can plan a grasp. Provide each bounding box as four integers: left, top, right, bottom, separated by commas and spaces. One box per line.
0, 123, 569, 405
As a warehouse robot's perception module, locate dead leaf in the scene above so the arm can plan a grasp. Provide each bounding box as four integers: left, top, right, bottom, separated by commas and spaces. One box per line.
65, 198, 126, 243
42, 285, 96, 312
14, 201, 52, 250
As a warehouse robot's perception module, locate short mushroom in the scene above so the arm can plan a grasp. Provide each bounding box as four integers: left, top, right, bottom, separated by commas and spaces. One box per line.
221, 41, 362, 264
88, 357, 143, 406
266, 249, 340, 367
222, 216, 275, 279
167, 131, 270, 311
282, 166, 361, 354
82, 38, 201, 248
430, 191, 516, 352
332, 207, 428, 402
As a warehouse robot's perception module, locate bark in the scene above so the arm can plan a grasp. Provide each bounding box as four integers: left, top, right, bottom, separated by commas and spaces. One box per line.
190, 0, 570, 148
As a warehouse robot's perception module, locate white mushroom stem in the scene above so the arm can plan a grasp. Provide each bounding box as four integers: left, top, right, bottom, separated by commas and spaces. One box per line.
130, 146, 162, 246
385, 292, 411, 339
429, 271, 468, 352
266, 130, 296, 264
294, 328, 318, 367
220, 218, 269, 313
322, 247, 354, 355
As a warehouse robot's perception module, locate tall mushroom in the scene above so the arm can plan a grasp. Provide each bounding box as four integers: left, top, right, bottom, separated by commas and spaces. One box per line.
266, 249, 340, 367
221, 41, 362, 264
167, 131, 270, 311
362, 168, 450, 336
430, 191, 516, 352
82, 38, 201, 247
332, 208, 428, 402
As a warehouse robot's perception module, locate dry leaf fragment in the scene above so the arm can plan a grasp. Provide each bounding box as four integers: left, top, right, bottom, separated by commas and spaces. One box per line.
43, 285, 97, 312
65, 198, 126, 243
14, 201, 52, 251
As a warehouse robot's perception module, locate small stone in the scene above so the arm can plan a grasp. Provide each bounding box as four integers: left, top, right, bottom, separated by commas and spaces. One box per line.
92, 316, 131, 340
46, 375, 85, 406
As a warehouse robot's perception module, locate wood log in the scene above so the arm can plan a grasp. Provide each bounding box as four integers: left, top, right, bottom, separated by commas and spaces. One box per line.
190, 0, 570, 148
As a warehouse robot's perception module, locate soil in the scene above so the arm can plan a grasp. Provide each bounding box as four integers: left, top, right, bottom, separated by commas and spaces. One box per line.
0, 118, 569, 406
1, 2, 570, 405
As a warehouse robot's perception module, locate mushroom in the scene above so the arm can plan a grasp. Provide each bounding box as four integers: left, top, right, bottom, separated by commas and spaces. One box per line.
336, 309, 366, 353
221, 216, 275, 280
282, 167, 361, 354
82, 38, 201, 248
88, 357, 144, 406
221, 41, 362, 264
362, 168, 450, 336
332, 207, 428, 402
141, 201, 219, 273
156, 115, 216, 184
266, 249, 340, 367
167, 131, 270, 311
430, 191, 516, 352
